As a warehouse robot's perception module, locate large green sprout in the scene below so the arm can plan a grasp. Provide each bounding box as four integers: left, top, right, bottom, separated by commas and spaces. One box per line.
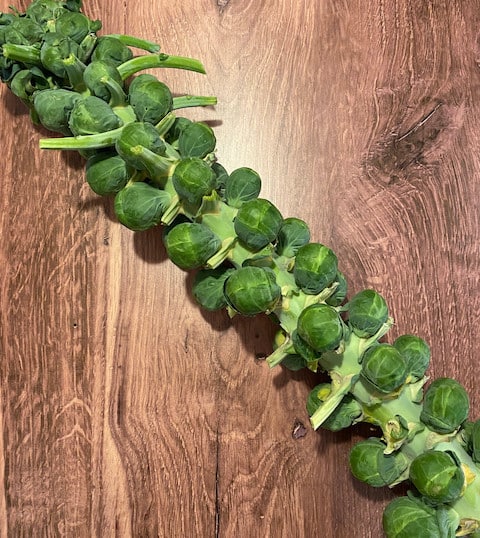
1, 1, 479, 536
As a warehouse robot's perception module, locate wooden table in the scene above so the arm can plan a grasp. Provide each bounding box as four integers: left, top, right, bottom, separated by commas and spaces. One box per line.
1, 1, 479, 536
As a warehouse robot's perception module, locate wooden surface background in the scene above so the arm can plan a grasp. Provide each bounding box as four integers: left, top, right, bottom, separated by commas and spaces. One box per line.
1, 0, 479, 536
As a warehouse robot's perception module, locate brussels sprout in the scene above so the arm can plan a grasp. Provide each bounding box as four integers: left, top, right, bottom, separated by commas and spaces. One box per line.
164, 222, 221, 270
86, 151, 133, 195
347, 289, 388, 338
212, 161, 229, 195
4, 18, 44, 46
68, 95, 122, 136
40, 32, 80, 78
325, 272, 348, 307
91, 36, 133, 67
234, 198, 283, 252
224, 266, 281, 316
393, 334, 431, 381
83, 60, 124, 102
9, 67, 50, 104
26, 0, 68, 25
281, 354, 307, 372
33, 88, 81, 135
172, 157, 216, 205
54, 11, 101, 44
114, 182, 171, 231
307, 384, 362, 431
409, 450, 464, 504
178, 121, 216, 158
276, 217, 311, 258
296, 304, 343, 353
224, 167, 262, 208
293, 243, 338, 295
361, 343, 407, 394
292, 330, 318, 363
382, 497, 443, 538
420, 377, 470, 434
349, 438, 409, 487
128, 73, 173, 125
164, 116, 193, 145
115, 121, 167, 172
192, 266, 235, 311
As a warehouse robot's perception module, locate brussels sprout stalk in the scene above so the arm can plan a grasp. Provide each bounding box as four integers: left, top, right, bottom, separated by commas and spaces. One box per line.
117, 52, 206, 80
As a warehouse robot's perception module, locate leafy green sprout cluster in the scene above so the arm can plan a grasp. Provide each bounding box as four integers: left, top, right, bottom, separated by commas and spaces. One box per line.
1, 1, 480, 536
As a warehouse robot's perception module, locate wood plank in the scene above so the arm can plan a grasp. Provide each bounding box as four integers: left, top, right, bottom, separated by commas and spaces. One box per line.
0, 0, 478, 536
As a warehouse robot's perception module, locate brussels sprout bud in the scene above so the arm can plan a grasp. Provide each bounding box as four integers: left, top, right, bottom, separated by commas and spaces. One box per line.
114, 182, 171, 231
115, 121, 166, 171
382, 497, 442, 538
33, 88, 81, 135
234, 198, 283, 252
293, 243, 338, 295
164, 222, 221, 270
55, 11, 102, 44
164, 117, 193, 145
420, 378, 470, 434
409, 450, 464, 504
224, 266, 281, 316
26, 0, 69, 25
281, 355, 307, 372
68, 95, 122, 136
4, 17, 44, 46
91, 36, 133, 66
275, 217, 311, 258
296, 304, 343, 353
212, 162, 229, 195
325, 272, 348, 307
347, 289, 388, 338
224, 167, 262, 208
128, 73, 173, 125
307, 384, 362, 431
292, 330, 318, 363
360, 343, 407, 394
178, 121, 216, 158
86, 151, 133, 196
40, 32, 80, 78
83, 60, 124, 102
192, 266, 236, 311
172, 158, 216, 205
349, 438, 409, 487
10, 68, 50, 105
393, 334, 431, 381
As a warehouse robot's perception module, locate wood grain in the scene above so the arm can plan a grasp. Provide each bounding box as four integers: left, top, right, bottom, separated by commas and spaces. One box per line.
0, 0, 479, 536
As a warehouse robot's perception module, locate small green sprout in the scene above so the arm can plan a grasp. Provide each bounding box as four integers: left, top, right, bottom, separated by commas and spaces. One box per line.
293, 242, 338, 294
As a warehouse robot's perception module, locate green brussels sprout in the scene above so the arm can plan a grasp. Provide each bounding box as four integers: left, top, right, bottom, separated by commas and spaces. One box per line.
26, 0, 68, 25
128, 74, 173, 125
91, 36, 133, 67
349, 438, 409, 487
281, 354, 307, 371
325, 272, 348, 307
54, 11, 101, 44
68, 95, 122, 136
83, 60, 124, 102
224, 266, 281, 316
347, 289, 388, 338
234, 198, 283, 252
307, 384, 362, 431
360, 343, 407, 394
164, 116, 193, 145
115, 121, 166, 172
114, 182, 171, 231
382, 497, 443, 538
293, 243, 338, 295
178, 121, 216, 158
276, 217, 311, 258
4, 18, 44, 46
409, 450, 464, 504
86, 151, 133, 196
393, 334, 431, 381
296, 304, 343, 353
224, 167, 262, 208
211, 161, 229, 195
164, 222, 221, 270
172, 157, 216, 205
9, 67, 50, 104
33, 88, 81, 135
420, 377, 470, 434
192, 266, 235, 311
40, 32, 80, 78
